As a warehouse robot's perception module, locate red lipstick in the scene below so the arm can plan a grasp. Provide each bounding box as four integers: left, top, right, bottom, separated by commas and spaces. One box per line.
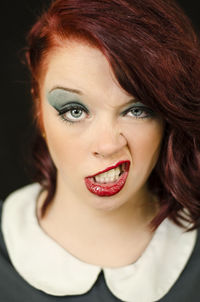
85, 160, 130, 197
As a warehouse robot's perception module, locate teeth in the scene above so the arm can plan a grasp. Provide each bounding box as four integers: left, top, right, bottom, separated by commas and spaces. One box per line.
94, 166, 122, 184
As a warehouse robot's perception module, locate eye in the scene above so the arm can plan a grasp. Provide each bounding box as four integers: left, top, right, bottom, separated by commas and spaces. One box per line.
58, 103, 89, 123
123, 104, 154, 119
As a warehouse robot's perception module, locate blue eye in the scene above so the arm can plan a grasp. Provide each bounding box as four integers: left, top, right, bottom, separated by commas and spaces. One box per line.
58, 103, 89, 123
123, 104, 154, 119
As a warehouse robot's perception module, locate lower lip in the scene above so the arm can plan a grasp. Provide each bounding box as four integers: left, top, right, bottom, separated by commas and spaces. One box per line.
85, 171, 129, 197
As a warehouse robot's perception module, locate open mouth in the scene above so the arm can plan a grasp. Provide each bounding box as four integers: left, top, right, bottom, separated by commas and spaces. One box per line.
85, 161, 130, 196
91, 162, 128, 184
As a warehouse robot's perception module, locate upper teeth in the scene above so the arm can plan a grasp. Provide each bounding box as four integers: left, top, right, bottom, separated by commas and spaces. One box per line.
94, 166, 121, 184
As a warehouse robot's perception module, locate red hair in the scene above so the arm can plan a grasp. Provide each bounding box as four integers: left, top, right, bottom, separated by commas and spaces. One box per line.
26, 0, 200, 230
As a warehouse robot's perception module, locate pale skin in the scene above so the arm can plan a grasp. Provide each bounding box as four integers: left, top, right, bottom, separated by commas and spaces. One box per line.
37, 40, 164, 268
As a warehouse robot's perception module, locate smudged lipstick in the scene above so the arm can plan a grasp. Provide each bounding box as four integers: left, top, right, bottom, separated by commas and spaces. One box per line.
85, 160, 130, 197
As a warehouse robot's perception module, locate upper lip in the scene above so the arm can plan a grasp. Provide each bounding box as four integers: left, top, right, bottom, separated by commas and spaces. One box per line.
87, 160, 130, 178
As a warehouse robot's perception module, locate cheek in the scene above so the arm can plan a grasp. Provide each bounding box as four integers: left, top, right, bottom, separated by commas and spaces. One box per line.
125, 120, 164, 170
42, 108, 85, 170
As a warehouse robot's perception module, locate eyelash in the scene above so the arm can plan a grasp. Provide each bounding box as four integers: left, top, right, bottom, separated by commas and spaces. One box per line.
122, 106, 154, 119
58, 105, 89, 124
58, 104, 154, 125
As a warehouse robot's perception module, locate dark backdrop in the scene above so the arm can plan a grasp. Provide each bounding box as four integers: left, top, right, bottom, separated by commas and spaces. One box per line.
0, 0, 200, 199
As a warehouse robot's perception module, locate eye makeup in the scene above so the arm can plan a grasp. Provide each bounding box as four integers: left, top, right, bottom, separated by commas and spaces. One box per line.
122, 101, 155, 119
47, 88, 155, 124
47, 88, 86, 111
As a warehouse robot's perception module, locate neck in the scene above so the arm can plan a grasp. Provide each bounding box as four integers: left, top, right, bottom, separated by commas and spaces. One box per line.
38, 182, 157, 234
37, 181, 158, 267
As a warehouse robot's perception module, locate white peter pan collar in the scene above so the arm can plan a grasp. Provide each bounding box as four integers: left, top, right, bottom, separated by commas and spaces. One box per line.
1, 183, 197, 302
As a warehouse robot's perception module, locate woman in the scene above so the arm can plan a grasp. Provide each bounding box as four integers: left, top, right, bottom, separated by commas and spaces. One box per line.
0, 0, 200, 301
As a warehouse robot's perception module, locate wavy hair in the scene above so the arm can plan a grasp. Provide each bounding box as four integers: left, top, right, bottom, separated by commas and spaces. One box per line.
26, 0, 200, 230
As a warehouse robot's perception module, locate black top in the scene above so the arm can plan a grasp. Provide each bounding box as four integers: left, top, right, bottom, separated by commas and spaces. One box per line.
0, 199, 200, 302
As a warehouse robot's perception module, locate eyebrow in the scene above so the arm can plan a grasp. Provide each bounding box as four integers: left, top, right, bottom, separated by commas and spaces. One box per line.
50, 86, 83, 95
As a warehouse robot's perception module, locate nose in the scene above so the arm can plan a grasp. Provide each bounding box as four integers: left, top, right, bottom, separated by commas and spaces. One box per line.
91, 121, 127, 159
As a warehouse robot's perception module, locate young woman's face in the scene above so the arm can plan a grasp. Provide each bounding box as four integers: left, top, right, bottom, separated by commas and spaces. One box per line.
40, 41, 164, 211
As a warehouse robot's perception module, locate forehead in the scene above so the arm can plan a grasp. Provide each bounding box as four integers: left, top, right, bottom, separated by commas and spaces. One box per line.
42, 41, 132, 105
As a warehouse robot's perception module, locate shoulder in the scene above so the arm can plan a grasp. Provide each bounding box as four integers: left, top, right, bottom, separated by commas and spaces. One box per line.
0, 183, 42, 266
157, 227, 200, 301
0, 184, 48, 300
0, 183, 41, 261
0, 183, 42, 247
2, 183, 42, 210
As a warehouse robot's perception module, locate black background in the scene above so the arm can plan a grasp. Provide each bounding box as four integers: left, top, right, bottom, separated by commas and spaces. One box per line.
0, 0, 200, 199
